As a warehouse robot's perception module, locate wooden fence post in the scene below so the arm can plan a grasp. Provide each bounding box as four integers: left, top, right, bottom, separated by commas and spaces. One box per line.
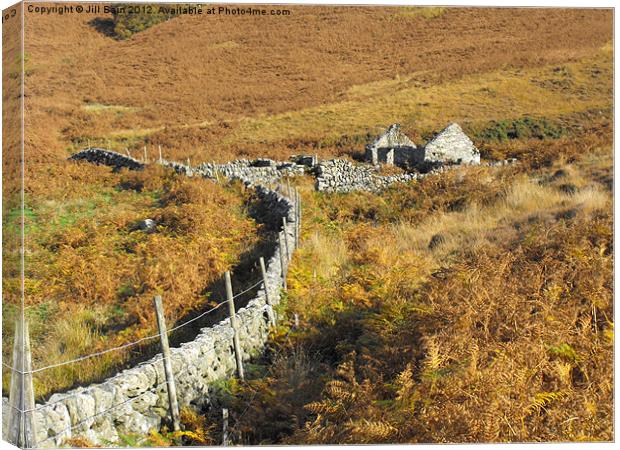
7, 320, 22, 446
259, 257, 276, 326
143, 146, 148, 163
23, 321, 36, 448
153, 296, 181, 431
225, 271, 245, 380
278, 232, 287, 290
7, 319, 37, 448
282, 217, 290, 258
295, 188, 301, 247
222, 408, 229, 446
158, 145, 163, 163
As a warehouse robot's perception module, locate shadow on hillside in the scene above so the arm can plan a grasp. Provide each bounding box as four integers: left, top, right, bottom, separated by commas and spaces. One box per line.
36, 187, 283, 402
88, 17, 117, 39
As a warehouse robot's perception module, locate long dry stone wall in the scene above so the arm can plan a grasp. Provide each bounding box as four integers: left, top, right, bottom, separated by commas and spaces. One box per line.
2, 152, 299, 447
315, 158, 518, 193
3, 147, 518, 446
162, 159, 306, 186
64, 148, 516, 195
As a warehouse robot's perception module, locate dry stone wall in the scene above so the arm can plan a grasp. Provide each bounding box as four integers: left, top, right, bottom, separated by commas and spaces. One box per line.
163, 159, 306, 186
2, 154, 299, 447
315, 158, 518, 193
68, 148, 145, 171
2, 147, 518, 446
315, 159, 418, 193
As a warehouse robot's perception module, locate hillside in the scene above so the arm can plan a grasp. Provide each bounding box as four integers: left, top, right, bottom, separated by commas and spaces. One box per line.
22, 6, 612, 165
2, 4, 613, 445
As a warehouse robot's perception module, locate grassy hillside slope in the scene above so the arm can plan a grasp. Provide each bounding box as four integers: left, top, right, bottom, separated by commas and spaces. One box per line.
1, 5, 612, 443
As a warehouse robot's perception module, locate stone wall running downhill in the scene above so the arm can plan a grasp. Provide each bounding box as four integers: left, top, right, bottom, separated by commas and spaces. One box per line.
2, 147, 517, 446
2, 153, 299, 447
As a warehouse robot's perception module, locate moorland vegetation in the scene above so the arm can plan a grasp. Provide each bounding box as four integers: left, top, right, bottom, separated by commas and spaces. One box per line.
2, 5, 612, 444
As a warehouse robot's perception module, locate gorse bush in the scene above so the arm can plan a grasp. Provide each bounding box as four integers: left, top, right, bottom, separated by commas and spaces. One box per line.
111, 4, 179, 39
475, 117, 564, 142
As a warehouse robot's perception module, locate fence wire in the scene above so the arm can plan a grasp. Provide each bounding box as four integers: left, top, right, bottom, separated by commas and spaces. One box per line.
5, 276, 265, 377
5, 176, 299, 447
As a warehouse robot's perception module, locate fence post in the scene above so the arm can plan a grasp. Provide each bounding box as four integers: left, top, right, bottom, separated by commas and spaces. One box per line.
158, 145, 163, 163
225, 271, 245, 380
282, 217, 290, 259
259, 257, 276, 326
23, 321, 36, 448
295, 188, 301, 247
153, 296, 181, 431
222, 408, 229, 446
7, 319, 37, 448
143, 146, 148, 163
278, 232, 287, 290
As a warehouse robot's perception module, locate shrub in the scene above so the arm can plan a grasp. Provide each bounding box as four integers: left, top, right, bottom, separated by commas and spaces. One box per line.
475, 117, 564, 142
111, 4, 179, 40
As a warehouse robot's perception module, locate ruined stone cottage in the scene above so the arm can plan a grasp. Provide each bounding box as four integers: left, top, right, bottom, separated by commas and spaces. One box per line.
365, 122, 480, 168
423, 123, 480, 165
365, 124, 420, 166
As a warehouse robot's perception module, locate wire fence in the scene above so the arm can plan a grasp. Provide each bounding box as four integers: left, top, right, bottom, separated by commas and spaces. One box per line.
4, 179, 301, 448
32, 359, 197, 449
2, 277, 264, 377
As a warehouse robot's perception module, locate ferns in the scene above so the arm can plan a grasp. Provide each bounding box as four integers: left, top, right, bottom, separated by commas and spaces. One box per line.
548, 343, 581, 364
525, 391, 569, 416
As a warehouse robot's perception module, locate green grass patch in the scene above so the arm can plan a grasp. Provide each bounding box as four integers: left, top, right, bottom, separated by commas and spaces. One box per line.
82, 103, 140, 114
473, 116, 565, 142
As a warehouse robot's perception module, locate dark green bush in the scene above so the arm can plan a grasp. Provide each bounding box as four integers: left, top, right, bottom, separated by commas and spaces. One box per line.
111, 4, 177, 39
476, 117, 564, 142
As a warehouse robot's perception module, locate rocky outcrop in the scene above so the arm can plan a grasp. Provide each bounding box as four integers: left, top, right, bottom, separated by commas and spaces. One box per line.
423, 123, 480, 165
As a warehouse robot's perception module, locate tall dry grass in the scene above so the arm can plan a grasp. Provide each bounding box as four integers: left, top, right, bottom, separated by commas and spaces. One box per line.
227, 145, 613, 444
